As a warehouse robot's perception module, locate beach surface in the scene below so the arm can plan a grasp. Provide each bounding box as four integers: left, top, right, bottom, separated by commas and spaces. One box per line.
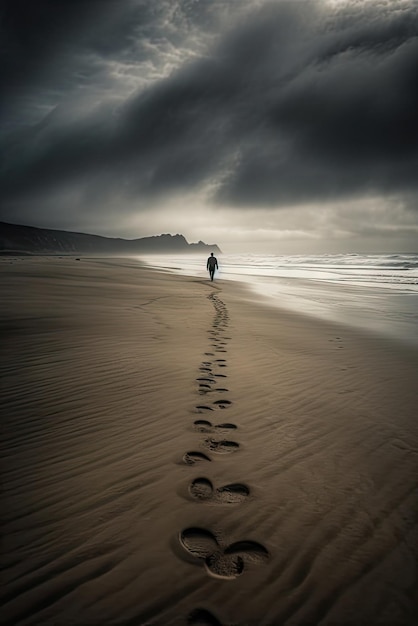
1, 256, 417, 626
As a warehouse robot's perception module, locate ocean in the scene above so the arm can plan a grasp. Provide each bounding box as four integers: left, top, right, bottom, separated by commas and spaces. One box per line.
140, 253, 418, 347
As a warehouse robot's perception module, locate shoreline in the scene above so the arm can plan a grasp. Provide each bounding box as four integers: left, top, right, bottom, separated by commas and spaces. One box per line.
139, 253, 418, 350
1, 256, 417, 625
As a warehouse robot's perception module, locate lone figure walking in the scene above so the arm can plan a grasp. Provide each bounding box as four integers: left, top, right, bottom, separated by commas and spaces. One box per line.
207, 252, 218, 281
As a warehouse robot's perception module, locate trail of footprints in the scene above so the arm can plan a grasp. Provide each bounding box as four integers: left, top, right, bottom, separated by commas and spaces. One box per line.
178, 293, 269, 625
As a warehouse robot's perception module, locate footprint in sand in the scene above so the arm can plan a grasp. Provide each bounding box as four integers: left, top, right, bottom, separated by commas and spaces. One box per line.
212, 399, 232, 409
202, 438, 240, 454
188, 608, 224, 626
195, 400, 232, 412
189, 477, 249, 504
193, 419, 236, 433
183, 451, 212, 465
179, 527, 269, 580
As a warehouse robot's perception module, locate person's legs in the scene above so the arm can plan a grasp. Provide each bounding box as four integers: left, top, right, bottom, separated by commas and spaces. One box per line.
209, 268, 215, 281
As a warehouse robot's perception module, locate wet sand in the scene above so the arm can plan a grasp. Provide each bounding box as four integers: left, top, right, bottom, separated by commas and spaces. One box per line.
1, 256, 417, 625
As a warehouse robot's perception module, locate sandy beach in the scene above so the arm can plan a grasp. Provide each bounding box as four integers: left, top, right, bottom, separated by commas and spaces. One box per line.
1, 256, 417, 626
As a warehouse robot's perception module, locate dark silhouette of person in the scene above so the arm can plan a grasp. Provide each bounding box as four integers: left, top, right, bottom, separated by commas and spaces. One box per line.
207, 252, 218, 281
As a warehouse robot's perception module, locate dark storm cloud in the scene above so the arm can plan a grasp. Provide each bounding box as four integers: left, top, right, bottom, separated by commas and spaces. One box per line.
1, 0, 418, 222
1, 1, 107, 108
211, 0, 418, 205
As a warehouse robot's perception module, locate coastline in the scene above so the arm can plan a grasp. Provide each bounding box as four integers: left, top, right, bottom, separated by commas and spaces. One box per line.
141, 253, 418, 349
1, 256, 417, 625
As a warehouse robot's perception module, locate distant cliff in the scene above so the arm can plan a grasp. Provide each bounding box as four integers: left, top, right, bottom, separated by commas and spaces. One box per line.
0, 222, 221, 255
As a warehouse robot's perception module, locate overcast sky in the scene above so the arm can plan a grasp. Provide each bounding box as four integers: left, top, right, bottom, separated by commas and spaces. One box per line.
1, 0, 417, 253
